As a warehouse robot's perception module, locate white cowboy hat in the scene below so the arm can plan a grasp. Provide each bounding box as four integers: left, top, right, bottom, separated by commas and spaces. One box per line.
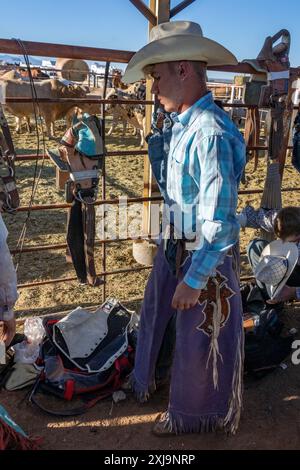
123, 21, 238, 84
254, 240, 298, 299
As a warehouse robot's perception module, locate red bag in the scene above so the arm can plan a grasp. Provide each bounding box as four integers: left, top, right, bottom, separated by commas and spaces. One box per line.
29, 316, 135, 416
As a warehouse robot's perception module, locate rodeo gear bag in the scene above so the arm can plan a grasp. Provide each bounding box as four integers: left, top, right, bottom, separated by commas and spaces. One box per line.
29, 298, 137, 416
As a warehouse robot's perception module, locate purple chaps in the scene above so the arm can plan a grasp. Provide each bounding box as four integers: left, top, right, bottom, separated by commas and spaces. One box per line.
131, 242, 243, 434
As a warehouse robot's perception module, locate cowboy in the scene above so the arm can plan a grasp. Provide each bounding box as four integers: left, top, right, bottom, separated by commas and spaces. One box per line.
123, 21, 246, 435
0, 212, 18, 347
238, 205, 300, 304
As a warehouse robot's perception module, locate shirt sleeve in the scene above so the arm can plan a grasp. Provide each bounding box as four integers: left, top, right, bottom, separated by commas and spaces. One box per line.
147, 120, 173, 200
148, 132, 167, 196
0, 215, 18, 320
184, 134, 244, 290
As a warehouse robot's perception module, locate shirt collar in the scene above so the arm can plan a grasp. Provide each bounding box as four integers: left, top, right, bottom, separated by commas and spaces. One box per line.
173, 91, 213, 127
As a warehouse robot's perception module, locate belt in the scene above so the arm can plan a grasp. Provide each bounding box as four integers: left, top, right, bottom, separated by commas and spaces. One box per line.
164, 224, 236, 280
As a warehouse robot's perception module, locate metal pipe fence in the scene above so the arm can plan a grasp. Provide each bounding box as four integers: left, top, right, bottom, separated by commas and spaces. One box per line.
1, 36, 299, 315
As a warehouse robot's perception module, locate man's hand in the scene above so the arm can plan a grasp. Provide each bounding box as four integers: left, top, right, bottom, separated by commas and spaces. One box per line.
0, 318, 16, 347
267, 285, 297, 304
172, 282, 201, 310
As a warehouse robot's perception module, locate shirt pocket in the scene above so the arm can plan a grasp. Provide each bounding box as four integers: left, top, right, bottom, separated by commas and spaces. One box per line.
170, 158, 200, 205
181, 172, 200, 205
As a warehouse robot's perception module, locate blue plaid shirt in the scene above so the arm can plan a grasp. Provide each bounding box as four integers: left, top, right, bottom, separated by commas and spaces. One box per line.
149, 92, 246, 290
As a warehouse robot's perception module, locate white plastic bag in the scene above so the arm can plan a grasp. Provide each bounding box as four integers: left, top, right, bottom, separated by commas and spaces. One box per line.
13, 317, 45, 364
24, 317, 44, 344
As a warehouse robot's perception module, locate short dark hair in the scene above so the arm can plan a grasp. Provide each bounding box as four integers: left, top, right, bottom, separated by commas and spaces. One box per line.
167, 61, 206, 81
274, 206, 300, 239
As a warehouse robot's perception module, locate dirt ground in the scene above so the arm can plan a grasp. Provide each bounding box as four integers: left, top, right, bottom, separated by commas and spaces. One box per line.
1, 110, 300, 450
1, 303, 300, 451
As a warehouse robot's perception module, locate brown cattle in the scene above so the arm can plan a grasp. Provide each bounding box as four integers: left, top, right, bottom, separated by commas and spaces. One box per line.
105, 91, 146, 147
111, 69, 146, 97
65, 87, 129, 135
0, 68, 50, 81
64, 84, 146, 146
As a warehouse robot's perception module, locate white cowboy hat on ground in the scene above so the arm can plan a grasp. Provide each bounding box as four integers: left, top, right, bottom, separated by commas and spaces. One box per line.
254, 239, 298, 299
123, 20, 238, 84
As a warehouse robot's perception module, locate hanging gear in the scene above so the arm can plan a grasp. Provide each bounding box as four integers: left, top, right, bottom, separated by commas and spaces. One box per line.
240, 283, 295, 378
29, 298, 136, 416
48, 113, 104, 286
243, 30, 291, 242
0, 103, 19, 214
243, 107, 261, 174
258, 30, 291, 242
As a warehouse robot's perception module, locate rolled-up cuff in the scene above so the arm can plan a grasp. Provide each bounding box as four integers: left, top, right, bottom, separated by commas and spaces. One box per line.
183, 272, 207, 290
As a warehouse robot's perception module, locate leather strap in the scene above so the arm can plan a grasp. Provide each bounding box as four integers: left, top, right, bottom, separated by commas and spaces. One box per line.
66, 199, 87, 284
244, 108, 261, 173
29, 370, 119, 417
82, 198, 103, 286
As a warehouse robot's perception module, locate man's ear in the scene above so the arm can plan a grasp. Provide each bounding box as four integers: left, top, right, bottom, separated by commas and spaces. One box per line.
177, 61, 190, 80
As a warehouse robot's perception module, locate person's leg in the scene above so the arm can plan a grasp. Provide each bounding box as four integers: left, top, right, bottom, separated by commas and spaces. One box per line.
155, 313, 176, 387
131, 242, 177, 401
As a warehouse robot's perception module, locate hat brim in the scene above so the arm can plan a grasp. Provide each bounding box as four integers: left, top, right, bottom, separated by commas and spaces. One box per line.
123, 35, 238, 84
266, 276, 288, 300
258, 240, 299, 300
